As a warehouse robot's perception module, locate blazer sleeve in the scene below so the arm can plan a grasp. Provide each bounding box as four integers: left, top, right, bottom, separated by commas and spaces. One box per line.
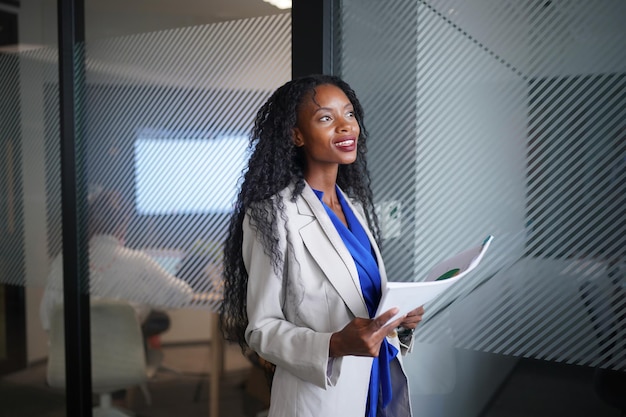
243, 211, 338, 389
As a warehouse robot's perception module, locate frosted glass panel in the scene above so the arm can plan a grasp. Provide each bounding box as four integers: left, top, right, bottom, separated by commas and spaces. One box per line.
336, 1, 625, 415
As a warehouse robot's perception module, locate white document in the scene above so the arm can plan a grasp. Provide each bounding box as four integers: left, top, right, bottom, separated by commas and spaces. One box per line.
376, 235, 494, 324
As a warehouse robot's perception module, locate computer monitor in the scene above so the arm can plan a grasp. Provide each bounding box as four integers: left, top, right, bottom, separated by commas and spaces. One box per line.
133, 134, 249, 215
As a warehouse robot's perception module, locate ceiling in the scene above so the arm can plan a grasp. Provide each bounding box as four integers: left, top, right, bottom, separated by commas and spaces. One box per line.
85, 0, 289, 40
0, 0, 289, 49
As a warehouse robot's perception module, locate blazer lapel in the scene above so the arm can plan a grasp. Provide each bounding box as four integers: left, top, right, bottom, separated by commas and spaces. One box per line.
296, 185, 369, 318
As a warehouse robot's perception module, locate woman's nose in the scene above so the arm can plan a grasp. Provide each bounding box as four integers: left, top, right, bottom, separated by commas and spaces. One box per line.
337, 118, 355, 132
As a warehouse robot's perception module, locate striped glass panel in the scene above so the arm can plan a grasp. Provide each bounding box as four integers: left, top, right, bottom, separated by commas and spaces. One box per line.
0, 52, 24, 288
0, 47, 59, 289
0, 12, 289, 417
336, 0, 625, 379
0, 11, 290, 349
70, 14, 290, 313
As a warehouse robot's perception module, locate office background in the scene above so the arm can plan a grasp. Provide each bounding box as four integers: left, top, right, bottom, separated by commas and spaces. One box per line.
0, 0, 624, 416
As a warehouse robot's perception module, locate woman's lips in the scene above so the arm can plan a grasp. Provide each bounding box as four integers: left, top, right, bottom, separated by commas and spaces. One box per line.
334, 138, 356, 151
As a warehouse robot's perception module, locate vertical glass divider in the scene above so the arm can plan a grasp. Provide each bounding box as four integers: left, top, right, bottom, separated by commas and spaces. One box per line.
57, 0, 92, 415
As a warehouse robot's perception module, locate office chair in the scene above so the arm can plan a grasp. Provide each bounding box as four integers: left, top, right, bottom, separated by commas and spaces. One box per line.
46, 300, 151, 417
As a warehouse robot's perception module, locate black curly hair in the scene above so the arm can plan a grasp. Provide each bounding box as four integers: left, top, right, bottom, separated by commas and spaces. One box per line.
219, 74, 381, 350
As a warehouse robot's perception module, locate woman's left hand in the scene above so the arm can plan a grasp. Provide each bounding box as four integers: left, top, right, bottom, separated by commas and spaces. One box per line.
399, 306, 425, 330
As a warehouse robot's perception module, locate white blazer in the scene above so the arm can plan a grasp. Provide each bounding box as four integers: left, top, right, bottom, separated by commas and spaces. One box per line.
244, 183, 412, 417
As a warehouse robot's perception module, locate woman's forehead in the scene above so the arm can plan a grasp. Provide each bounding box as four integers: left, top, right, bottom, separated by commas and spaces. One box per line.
300, 84, 349, 108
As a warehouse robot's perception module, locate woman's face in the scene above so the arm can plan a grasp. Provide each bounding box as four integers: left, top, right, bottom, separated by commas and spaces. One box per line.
293, 84, 360, 174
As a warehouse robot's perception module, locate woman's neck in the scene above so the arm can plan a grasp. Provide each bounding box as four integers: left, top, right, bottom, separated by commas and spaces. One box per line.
305, 172, 346, 224
304, 166, 338, 195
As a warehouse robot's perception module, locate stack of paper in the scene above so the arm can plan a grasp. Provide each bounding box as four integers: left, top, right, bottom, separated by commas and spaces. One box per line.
376, 235, 494, 324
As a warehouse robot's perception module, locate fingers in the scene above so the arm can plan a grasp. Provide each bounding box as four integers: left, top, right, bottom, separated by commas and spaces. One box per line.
373, 308, 399, 328
403, 306, 425, 319
399, 317, 422, 329
335, 306, 428, 358
333, 314, 396, 357
400, 306, 425, 329
334, 309, 417, 358
373, 308, 406, 333
408, 306, 425, 316
384, 316, 407, 334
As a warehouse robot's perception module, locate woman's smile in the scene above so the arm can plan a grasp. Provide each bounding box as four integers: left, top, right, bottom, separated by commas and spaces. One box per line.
334, 137, 357, 150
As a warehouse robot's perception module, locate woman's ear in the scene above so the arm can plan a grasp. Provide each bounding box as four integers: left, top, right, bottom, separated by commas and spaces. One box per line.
292, 128, 304, 147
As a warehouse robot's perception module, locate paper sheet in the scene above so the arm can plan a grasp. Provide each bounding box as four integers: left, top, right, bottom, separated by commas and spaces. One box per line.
376, 235, 493, 324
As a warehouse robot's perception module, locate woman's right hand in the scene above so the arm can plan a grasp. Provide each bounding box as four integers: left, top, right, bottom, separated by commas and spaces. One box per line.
329, 308, 405, 358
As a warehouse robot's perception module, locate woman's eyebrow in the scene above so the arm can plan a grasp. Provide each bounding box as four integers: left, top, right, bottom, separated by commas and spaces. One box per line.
313, 103, 353, 114
313, 106, 332, 114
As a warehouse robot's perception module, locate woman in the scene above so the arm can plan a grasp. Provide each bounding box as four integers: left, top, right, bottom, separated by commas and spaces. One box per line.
221, 74, 424, 417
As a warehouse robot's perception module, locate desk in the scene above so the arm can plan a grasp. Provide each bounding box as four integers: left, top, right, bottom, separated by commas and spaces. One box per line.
185, 290, 224, 417
190, 281, 225, 417
145, 248, 226, 417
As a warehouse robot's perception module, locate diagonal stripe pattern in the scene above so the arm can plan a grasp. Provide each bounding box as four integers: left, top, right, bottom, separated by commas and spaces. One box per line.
0, 14, 291, 317
336, 0, 625, 371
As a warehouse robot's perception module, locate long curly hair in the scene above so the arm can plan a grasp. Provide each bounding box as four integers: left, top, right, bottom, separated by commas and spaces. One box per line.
219, 74, 381, 350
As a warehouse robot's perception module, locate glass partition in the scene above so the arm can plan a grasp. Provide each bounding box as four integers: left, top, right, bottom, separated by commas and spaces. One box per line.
335, 1, 625, 416
79, 5, 290, 417
0, 1, 290, 417
0, 0, 66, 415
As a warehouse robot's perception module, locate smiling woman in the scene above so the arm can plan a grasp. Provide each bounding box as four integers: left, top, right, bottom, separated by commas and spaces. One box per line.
220, 74, 424, 417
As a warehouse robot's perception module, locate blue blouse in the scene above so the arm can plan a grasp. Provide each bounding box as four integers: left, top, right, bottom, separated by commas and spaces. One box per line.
312, 187, 398, 417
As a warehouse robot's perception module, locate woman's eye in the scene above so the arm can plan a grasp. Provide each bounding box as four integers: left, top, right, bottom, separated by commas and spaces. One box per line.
346, 111, 355, 118
319, 115, 331, 122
